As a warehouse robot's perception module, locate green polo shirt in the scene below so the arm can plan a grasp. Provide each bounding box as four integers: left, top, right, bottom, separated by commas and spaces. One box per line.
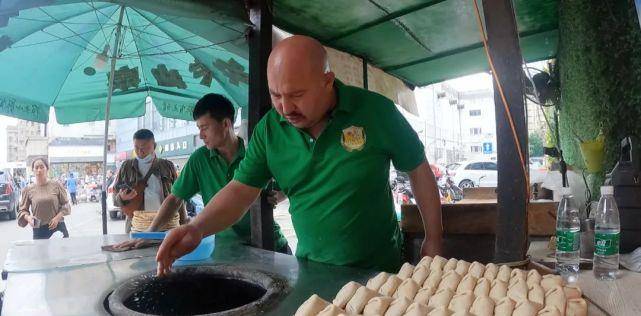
171, 138, 287, 250
234, 80, 426, 271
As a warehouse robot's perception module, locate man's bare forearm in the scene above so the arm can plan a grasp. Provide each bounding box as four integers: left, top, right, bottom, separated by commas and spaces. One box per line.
148, 194, 183, 231
191, 180, 261, 237
409, 161, 443, 240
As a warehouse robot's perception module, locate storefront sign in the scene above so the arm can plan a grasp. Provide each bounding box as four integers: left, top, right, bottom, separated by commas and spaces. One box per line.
157, 135, 197, 158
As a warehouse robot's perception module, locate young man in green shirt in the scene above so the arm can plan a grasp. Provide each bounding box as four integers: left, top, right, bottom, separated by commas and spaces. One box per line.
116, 94, 289, 253
157, 35, 442, 274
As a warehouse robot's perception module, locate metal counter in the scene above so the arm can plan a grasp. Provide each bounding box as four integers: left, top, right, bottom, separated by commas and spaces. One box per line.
1, 235, 376, 315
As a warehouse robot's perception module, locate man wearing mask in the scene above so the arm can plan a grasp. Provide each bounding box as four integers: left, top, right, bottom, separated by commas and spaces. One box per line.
113, 129, 186, 233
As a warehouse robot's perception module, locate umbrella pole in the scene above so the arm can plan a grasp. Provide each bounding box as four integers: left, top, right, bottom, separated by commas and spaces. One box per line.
101, 5, 125, 235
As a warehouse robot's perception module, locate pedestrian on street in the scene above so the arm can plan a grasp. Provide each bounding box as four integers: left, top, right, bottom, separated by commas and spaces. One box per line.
17, 158, 71, 239
66, 173, 78, 205
113, 129, 186, 233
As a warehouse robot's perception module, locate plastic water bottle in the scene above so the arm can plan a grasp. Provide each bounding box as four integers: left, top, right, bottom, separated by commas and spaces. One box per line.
593, 186, 620, 280
556, 187, 580, 282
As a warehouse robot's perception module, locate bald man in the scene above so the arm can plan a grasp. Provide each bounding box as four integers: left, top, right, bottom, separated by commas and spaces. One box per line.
156, 35, 442, 274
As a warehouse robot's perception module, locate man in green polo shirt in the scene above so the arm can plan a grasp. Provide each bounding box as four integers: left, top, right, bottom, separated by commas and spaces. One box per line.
116, 93, 289, 253
157, 35, 442, 275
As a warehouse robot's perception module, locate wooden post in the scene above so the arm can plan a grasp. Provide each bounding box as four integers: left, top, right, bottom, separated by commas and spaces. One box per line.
362, 57, 368, 90
482, 0, 529, 263
246, 0, 275, 251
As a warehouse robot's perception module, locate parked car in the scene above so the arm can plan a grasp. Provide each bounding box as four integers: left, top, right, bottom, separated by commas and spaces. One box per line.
0, 171, 20, 220
446, 160, 498, 188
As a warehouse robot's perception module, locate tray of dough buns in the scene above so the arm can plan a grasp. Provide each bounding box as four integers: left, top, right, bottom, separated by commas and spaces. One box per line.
295, 255, 588, 316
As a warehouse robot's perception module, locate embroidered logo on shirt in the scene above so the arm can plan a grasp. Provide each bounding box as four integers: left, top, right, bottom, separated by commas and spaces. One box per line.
341, 126, 366, 152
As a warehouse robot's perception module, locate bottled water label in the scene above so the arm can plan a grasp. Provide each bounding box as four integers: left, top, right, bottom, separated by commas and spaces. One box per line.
595, 232, 620, 256
557, 229, 580, 252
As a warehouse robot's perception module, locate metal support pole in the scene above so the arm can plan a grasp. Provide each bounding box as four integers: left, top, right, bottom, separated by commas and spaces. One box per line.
481, 0, 529, 262
246, 0, 275, 251
100, 6, 125, 235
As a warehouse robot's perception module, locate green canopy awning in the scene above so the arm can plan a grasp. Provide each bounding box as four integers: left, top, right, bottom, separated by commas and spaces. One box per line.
273, 0, 558, 86
0, 0, 250, 124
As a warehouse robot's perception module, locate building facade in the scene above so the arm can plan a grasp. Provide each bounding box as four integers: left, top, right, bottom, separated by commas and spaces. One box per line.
6, 120, 42, 163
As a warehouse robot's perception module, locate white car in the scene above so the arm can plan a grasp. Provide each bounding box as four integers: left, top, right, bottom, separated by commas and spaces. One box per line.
446, 160, 498, 188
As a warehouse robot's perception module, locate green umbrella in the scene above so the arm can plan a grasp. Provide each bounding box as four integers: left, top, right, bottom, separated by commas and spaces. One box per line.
0, 1, 250, 233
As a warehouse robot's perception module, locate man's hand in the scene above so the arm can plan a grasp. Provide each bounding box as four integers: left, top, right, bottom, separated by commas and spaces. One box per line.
119, 189, 138, 201
48, 213, 62, 230
421, 237, 443, 258
26, 214, 35, 228
266, 190, 278, 207
156, 224, 202, 276
113, 238, 150, 250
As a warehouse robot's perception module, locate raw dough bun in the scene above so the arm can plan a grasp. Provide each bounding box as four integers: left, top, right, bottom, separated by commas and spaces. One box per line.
537, 305, 562, 316
565, 298, 587, 316
528, 283, 545, 309
333, 281, 361, 309
513, 300, 542, 316
438, 270, 462, 291
448, 291, 475, 313
497, 265, 512, 283
411, 265, 431, 285
484, 263, 499, 280
444, 258, 459, 272
317, 304, 345, 316
427, 288, 455, 311
474, 277, 491, 297
379, 275, 403, 297
295, 294, 330, 316
427, 306, 451, 316
404, 302, 430, 316
544, 286, 567, 316
455, 260, 471, 276
423, 268, 444, 289
398, 262, 416, 280
394, 278, 420, 300
456, 274, 478, 294
527, 269, 542, 286
384, 297, 412, 316
345, 286, 379, 314
418, 255, 434, 268
363, 296, 394, 316
414, 286, 436, 305
494, 297, 516, 316
507, 278, 529, 302
511, 269, 526, 280
468, 261, 486, 279
366, 272, 390, 291
430, 255, 448, 271
489, 279, 508, 303
540, 275, 563, 291
469, 295, 495, 316
562, 285, 583, 300
451, 312, 474, 316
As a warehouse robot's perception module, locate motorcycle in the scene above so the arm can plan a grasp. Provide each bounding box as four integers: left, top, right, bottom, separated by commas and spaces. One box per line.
438, 172, 464, 202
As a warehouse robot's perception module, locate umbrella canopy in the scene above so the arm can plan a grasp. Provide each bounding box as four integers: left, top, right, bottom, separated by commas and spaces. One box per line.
0, 1, 250, 124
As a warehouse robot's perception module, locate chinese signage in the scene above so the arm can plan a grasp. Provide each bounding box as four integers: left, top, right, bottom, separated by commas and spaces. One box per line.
157, 135, 197, 158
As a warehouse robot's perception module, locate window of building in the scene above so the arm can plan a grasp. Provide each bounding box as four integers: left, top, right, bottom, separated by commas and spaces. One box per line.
470, 146, 482, 153
469, 109, 482, 116
470, 127, 482, 135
